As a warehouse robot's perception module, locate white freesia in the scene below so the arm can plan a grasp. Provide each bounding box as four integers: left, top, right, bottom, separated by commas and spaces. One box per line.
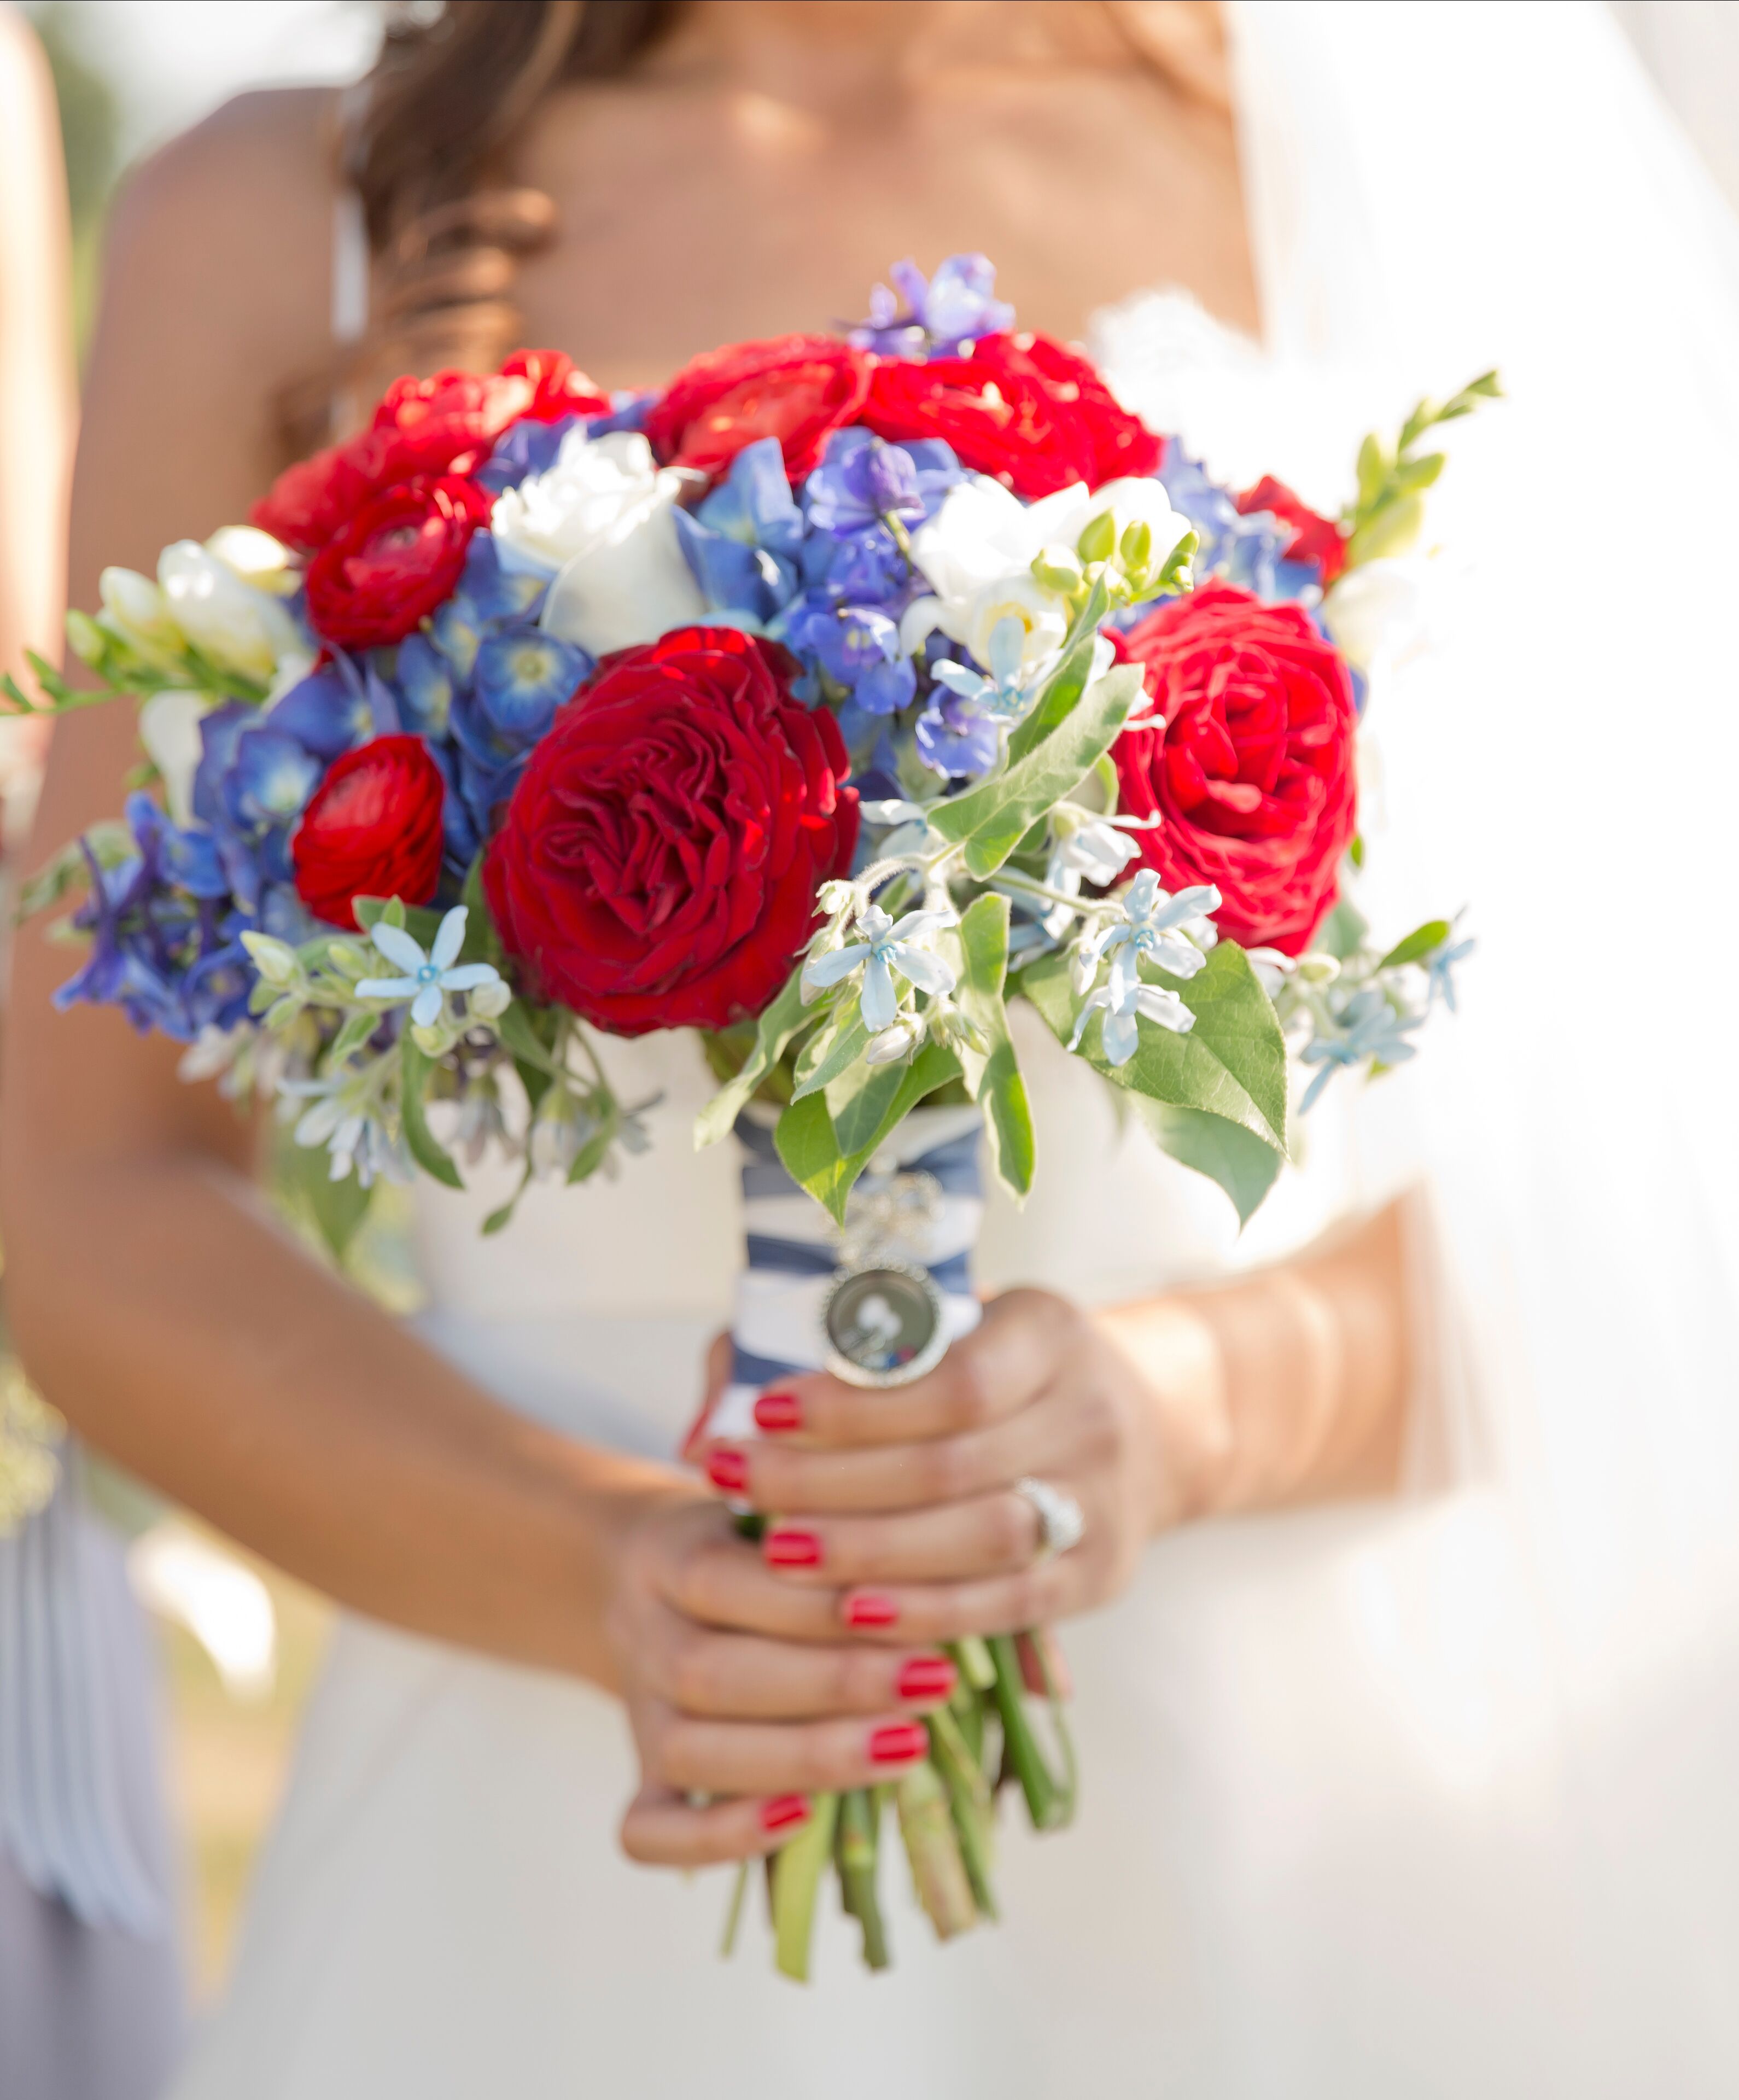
492, 428, 705, 655
1321, 556, 1437, 676
137, 688, 214, 826
98, 567, 185, 670
204, 525, 299, 598
158, 539, 302, 682
907, 472, 1188, 674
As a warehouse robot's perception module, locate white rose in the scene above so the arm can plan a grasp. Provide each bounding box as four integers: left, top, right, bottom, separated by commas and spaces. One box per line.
491, 428, 706, 655
137, 688, 214, 827
98, 567, 185, 670
158, 540, 302, 682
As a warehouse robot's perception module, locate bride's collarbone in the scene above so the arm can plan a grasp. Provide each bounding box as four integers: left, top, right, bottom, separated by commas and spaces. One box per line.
510, 75, 1256, 383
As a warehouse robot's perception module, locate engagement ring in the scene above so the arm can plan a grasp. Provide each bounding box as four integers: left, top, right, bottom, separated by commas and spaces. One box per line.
1014, 1477, 1086, 1562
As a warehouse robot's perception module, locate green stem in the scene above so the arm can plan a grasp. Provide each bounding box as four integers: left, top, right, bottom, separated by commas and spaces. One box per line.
895, 1759, 978, 1940
988, 1632, 1075, 1831
927, 1709, 999, 1921
720, 1859, 750, 1959
772, 1790, 839, 1984
836, 1787, 891, 1971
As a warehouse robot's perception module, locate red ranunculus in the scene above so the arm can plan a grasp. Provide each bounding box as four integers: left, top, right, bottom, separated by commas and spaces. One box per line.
291, 734, 446, 930
304, 475, 491, 651
483, 626, 859, 1033
1112, 583, 1357, 955
253, 352, 608, 553
1235, 474, 1350, 587
862, 331, 1161, 498
644, 335, 872, 484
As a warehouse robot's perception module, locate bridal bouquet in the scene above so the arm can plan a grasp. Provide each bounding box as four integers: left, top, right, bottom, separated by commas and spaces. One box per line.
13, 254, 1487, 1977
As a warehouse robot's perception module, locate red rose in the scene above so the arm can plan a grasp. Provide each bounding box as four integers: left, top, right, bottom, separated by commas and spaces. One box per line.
304, 475, 491, 651
291, 734, 446, 930
253, 352, 607, 553
483, 626, 859, 1034
1235, 475, 1349, 587
862, 331, 1161, 498
1112, 583, 1357, 955
644, 335, 872, 484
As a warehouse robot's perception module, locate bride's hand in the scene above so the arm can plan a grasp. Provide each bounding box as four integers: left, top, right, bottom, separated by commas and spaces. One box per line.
605, 1492, 961, 1868
695, 1290, 1184, 1642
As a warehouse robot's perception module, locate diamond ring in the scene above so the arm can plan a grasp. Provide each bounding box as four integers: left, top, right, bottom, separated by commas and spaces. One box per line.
1013, 1477, 1086, 1562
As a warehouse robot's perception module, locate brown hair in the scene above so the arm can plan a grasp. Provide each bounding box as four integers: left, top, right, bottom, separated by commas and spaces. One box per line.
281, 0, 681, 456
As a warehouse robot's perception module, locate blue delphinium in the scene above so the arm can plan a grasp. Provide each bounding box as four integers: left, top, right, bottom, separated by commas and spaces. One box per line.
674, 436, 804, 625
1154, 445, 1320, 605
850, 254, 1014, 359
804, 429, 959, 538
55, 794, 252, 1040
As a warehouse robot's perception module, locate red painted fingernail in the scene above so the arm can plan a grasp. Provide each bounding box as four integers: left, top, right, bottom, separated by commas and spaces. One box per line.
765, 1527, 822, 1568
896, 1656, 957, 1703
707, 1449, 748, 1495
845, 1591, 898, 1629
754, 1390, 803, 1433
760, 1794, 811, 1833
869, 1722, 929, 1765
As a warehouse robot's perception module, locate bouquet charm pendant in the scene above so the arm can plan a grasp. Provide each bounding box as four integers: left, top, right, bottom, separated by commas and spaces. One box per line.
820, 1164, 952, 1387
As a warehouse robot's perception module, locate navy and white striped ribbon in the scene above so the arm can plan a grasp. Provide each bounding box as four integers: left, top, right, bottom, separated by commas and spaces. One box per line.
711, 1106, 985, 1440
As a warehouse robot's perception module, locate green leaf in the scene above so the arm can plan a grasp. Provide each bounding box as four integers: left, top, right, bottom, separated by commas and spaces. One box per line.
929, 662, 1142, 880
1021, 939, 1288, 1155
1356, 433, 1388, 508
1376, 918, 1452, 971
952, 894, 1034, 1201
399, 1034, 463, 1189
694, 965, 812, 1147
354, 895, 444, 949
495, 999, 562, 1114
825, 1055, 913, 1160
1007, 576, 1110, 762
567, 1119, 614, 1185
1346, 491, 1425, 567
482, 1163, 535, 1236
1129, 1097, 1284, 1227
328, 1009, 380, 1063
14, 821, 132, 922
777, 1042, 963, 1224
277, 1132, 375, 1259
791, 1001, 868, 1101
1315, 896, 1369, 961
458, 856, 506, 970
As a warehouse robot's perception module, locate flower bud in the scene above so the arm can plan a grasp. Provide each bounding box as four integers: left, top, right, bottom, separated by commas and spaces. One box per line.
241, 932, 299, 985
1076, 510, 1117, 567
864, 1014, 923, 1065
469, 978, 511, 1020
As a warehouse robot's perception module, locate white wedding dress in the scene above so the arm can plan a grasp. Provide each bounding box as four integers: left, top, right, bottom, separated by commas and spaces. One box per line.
173, 7, 1739, 2095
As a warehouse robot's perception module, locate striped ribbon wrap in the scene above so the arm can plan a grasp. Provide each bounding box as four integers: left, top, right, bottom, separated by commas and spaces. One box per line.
712, 1106, 987, 1442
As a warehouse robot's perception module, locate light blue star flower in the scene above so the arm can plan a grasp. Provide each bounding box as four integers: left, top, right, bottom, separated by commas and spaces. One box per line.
1075, 870, 1220, 996
1298, 988, 1426, 1112
930, 616, 1039, 724
356, 906, 502, 1028
1067, 971, 1194, 1065
801, 905, 957, 1031
1425, 935, 1475, 1012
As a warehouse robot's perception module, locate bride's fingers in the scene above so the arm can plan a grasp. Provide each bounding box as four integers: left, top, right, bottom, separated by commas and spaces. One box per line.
638, 1702, 933, 1796
831, 1551, 1084, 1646
617, 1782, 812, 1869
752, 1491, 1043, 1587
708, 1381, 1078, 1516
747, 1289, 1070, 1450
640, 1613, 959, 1719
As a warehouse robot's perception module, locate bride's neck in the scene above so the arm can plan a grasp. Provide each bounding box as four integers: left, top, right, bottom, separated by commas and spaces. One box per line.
672, 1, 1136, 101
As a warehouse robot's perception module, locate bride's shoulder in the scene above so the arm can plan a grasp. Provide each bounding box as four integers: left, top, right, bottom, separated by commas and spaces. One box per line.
80, 88, 337, 520
101, 86, 335, 386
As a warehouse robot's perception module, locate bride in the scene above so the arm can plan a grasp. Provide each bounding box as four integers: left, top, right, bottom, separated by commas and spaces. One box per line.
8, 2, 1739, 2093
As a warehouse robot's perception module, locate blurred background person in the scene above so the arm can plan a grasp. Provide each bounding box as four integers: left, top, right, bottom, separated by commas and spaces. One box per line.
0, 14, 185, 2100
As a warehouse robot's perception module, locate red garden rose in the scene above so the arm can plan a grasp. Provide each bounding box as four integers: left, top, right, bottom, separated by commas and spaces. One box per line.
1235, 474, 1350, 586
253, 352, 607, 553
304, 475, 492, 651
644, 335, 873, 484
1112, 582, 1358, 955
862, 331, 1161, 498
291, 734, 446, 931
483, 626, 860, 1034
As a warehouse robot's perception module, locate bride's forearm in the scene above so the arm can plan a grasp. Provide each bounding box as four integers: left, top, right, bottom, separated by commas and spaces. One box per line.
3, 1145, 685, 1688
1098, 1195, 1411, 1525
